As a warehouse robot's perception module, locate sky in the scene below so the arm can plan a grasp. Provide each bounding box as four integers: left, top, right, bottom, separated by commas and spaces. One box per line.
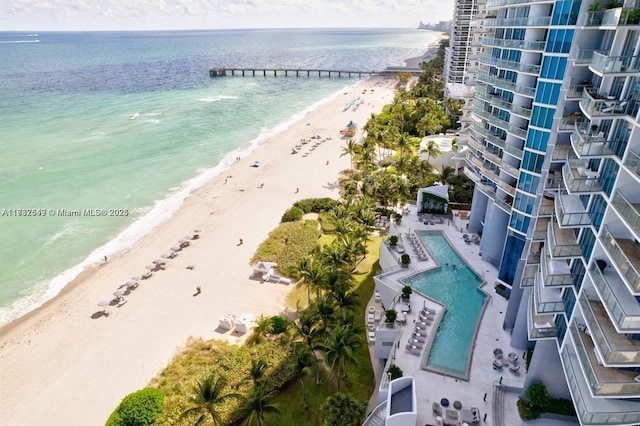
1, 0, 454, 31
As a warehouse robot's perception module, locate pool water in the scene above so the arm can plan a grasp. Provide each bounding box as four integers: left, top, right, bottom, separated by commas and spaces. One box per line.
403, 231, 487, 378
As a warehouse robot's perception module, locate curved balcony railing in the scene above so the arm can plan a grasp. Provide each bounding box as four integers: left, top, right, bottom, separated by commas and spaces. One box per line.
562, 162, 602, 193
555, 192, 592, 227
534, 271, 565, 314
541, 244, 574, 286
591, 50, 640, 74
547, 220, 583, 259
472, 107, 528, 139
624, 150, 640, 179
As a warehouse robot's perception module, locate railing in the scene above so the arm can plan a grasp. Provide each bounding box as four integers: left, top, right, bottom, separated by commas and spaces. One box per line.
589, 261, 640, 330
528, 294, 558, 339
555, 193, 592, 227
624, 150, 640, 179
522, 264, 537, 287
562, 162, 602, 193
600, 226, 640, 292
579, 294, 640, 365
362, 401, 387, 426
541, 245, 574, 286
570, 322, 640, 396
480, 36, 546, 51
475, 71, 536, 97
570, 122, 615, 158
580, 89, 631, 117
561, 347, 640, 425
534, 271, 565, 313
478, 54, 541, 74
591, 50, 640, 74
472, 107, 528, 139
611, 190, 640, 241
474, 87, 533, 118
484, 16, 552, 27
573, 49, 595, 65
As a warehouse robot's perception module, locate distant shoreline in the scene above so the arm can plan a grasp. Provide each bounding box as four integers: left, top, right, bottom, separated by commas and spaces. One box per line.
405, 32, 448, 68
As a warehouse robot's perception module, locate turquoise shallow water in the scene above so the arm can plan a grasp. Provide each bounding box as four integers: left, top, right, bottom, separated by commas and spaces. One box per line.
0, 29, 439, 326
403, 231, 486, 377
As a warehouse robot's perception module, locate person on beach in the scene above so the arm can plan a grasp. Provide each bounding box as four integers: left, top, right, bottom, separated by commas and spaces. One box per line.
103, 256, 108, 263
238, 238, 243, 246
295, 188, 299, 193
195, 286, 201, 295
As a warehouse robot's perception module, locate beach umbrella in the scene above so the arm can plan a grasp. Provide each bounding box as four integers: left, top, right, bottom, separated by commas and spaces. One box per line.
194, 229, 202, 233
113, 289, 126, 297
125, 281, 137, 288
131, 276, 141, 282
183, 235, 193, 240
171, 246, 181, 252
153, 259, 166, 265
160, 253, 171, 258
98, 300, 110, 308
145, 264, 155, 270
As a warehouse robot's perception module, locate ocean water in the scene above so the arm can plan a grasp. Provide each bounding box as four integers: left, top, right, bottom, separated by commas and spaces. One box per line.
0, 28, 439, 327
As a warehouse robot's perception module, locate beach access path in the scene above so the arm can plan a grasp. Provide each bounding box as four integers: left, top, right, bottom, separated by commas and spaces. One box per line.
0, 75, 398, 425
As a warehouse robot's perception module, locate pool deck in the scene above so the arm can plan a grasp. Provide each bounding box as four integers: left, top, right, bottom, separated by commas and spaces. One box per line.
367, 206, 529, 426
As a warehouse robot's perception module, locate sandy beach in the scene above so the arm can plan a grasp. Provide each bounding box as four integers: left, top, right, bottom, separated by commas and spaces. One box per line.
0, 75, 399, 425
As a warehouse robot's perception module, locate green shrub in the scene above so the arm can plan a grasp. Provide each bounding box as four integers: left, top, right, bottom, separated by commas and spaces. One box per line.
400, 253, 411, 265
388, 235, 399, 247
387, 364, 403, 380
517, 398, 541, 420
270, 315, 288, 333
106, 387, 165, 426
293, 197, 339, 213
384, 309, 398, 323
281, 206, 304, 223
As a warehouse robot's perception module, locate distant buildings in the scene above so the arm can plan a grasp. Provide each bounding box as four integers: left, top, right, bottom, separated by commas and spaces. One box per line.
417, 20, 452, 32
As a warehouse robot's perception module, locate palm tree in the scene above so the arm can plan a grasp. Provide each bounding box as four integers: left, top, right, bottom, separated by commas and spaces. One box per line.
295, 255, 326, 301
233, 385, 280, 426
421, 139, 442, 164
287, 344, 315, 409
180, 372, 240, 425
340, 139, 360, 170
291, 312, 324, 384
248, 315, 272, 345
323, 324, 364, 391
237, 358, 268, 389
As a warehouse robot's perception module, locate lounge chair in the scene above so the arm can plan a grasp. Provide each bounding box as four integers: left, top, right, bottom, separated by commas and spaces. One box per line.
493, 359, 503, 370
367, 313, 375, 324
508, 352, 519, 363
509, 364, 521, 373
368, 331, 376, 343
374, 310, 381, 322
494, 348, 504, 358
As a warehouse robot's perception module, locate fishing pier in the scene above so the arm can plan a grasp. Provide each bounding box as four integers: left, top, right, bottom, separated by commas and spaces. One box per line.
209, 67, 422, 78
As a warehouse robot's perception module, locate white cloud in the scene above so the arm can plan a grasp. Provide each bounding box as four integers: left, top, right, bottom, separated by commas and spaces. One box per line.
1, 0, 454, 30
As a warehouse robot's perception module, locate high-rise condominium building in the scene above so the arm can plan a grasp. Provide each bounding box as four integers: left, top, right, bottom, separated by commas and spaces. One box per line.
463, 0, 640, 423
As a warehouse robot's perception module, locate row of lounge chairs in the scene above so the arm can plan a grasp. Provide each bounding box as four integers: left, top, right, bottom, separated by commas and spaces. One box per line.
404, 232, 429, 261
493, 348, 521, 372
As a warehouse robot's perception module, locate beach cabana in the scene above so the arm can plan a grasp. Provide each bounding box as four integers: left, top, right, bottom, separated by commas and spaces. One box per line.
340, 120, 358, 137
252, 261, 277, 278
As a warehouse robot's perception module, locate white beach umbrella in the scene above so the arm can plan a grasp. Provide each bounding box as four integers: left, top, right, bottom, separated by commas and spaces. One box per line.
171, 246, 181, 252
113, 289, 126, 297
131, 276, 141, 282
97, 300, 110, 307
160, 253, 171, 258
145, 264, 155, 270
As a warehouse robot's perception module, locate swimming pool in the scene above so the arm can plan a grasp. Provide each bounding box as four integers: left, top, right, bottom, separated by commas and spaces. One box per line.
402, 231, 487, 379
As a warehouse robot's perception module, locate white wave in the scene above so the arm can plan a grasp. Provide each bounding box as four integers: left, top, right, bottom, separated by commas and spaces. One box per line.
129, 112, 140, 120
196, 95, 239, 103
144, 112, 162, 116
0, 40, 40, 44
144, 119, 161, 124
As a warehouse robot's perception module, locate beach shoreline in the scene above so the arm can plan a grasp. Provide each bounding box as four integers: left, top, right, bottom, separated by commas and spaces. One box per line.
0, 74, 401, 425
404, 31, 448, 67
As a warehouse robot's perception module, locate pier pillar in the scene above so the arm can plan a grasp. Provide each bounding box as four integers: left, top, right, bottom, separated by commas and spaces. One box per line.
252, 70, 255, 76
263, 70, 266, 76
242, 70, 245, 76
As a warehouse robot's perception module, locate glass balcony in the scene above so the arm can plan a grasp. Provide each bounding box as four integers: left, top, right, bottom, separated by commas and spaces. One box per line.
541, 244, 574, 286
579, 294, 640, 365
494, 196, 513, 214
464, 170, 497, 200
480, 36, 545, 52
562, 161, 603, 194
580, 89, 631, 118
574, 49, 595, 65
547, 220, 583, 259
571, 122, 615, 159
624, 150, 640, 179
469, 122, 506, 150
522, 264, 538, 287
532, 217, 550, 240
570, 321, 640, 396
612, 190, 640, 240
546, 171, 564, 191
496, 179, 516, 197
551, 144, 572, 161
472, 108, 528, 140
478, 54, 541, 75
591, 50, 640, 75
528, 294, 558, 339
484, 16, 552, 28
588, 261, 640, 330
475, 71, 536, 98
474, 87, 533, 118
600, 226, 640, 293
555, 192, 592, 227
539, 196, 555, 216
566, 86, 587, 100
561, 345, 640, 425
533, 270, 565, 314
504, 143, 524, 160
